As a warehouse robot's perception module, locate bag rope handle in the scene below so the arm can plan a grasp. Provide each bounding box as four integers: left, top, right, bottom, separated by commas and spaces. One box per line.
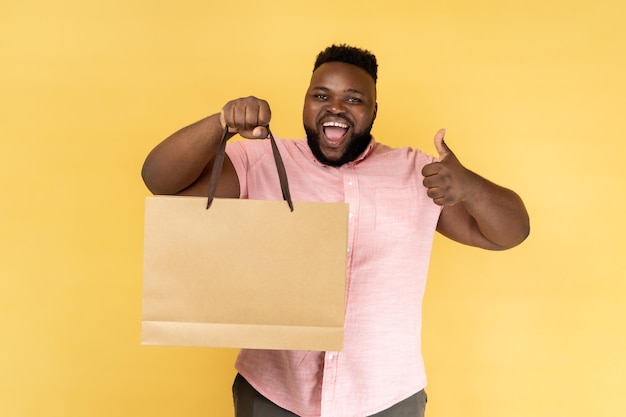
206, 126, 294, 212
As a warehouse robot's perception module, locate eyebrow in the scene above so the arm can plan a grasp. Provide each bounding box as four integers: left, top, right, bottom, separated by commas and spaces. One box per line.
311, 86, 366, 96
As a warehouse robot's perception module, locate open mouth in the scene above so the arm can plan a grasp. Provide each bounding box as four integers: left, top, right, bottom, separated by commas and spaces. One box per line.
322, 121, 349, 144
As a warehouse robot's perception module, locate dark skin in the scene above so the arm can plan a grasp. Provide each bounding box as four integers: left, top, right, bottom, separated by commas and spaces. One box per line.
423, 128, 529, 249
302, 62, 378, 165
142, 62, 529, 250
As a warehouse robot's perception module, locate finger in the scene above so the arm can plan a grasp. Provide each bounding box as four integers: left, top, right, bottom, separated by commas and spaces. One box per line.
425, 186, 443, 201
422, 175, 440, 189
434, 128, 450, 160
421, 161, 441, 178
233, 103, 248, 130
220, 107, 238, 133
257, 99, 271, 127
244, 102, 260, 130
426, 186, 449, 206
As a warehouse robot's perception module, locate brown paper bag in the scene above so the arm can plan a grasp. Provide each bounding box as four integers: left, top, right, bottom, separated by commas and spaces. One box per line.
141, 195, 348, 351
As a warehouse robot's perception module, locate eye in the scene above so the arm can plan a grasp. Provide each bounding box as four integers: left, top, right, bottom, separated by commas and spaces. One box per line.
314, 94, 328, 100
346, 97, 362, 104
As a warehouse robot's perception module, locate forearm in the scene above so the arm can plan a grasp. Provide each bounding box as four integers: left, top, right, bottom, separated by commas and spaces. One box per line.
461, 172, 530, 250
141, 113, 233, 195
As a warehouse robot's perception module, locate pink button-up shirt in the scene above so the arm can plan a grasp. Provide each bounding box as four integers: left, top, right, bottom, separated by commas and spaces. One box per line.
226, 137, 441, 417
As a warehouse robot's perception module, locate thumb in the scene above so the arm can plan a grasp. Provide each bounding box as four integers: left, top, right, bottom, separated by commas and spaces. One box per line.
434, 128, 451, 160
251, 126, 269, 138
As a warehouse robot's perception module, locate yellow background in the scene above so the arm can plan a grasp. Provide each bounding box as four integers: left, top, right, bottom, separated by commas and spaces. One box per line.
1, 0, 624, 416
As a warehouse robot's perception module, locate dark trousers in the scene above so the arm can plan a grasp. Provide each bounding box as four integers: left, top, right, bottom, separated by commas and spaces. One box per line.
233, 373, 427, 417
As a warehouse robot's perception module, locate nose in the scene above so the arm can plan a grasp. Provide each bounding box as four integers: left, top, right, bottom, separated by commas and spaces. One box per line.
327, 98, 345, 115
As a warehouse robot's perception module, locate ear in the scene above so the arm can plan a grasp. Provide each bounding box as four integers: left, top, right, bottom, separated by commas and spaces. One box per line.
372, 102, 378, 121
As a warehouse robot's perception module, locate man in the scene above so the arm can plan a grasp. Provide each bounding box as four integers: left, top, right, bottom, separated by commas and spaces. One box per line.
142, 44, 530, 417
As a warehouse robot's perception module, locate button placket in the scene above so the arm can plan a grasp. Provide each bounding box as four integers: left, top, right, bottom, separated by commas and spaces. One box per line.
320, 351, 339, 416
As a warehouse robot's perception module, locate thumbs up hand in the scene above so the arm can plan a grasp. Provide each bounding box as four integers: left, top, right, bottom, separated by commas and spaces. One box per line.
422, 129, 475, 206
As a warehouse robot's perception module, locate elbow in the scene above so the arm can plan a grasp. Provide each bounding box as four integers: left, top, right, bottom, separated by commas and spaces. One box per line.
492, 216, 531, 251
497, 197, 531, 250
141, 161, 158, 194
141, 160, 172, 195
514, 209, 531, 247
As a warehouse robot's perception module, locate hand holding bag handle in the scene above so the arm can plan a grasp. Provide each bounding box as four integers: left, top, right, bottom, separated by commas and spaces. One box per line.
206, 126, 293, 211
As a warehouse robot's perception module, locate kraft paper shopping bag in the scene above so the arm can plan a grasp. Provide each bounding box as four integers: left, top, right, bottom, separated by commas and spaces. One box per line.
141, 197, 348, 351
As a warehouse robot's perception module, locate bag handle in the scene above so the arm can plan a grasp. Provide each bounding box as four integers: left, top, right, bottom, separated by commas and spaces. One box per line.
206, 126, 294, 211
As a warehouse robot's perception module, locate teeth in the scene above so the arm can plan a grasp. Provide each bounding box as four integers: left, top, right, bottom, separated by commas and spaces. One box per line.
323, 121, 349, 129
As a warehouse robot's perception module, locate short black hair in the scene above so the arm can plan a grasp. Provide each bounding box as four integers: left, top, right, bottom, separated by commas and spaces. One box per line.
313, 44, 378, 83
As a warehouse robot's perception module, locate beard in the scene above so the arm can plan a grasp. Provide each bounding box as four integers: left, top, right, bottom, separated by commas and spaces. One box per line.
305, 123, 373, 167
